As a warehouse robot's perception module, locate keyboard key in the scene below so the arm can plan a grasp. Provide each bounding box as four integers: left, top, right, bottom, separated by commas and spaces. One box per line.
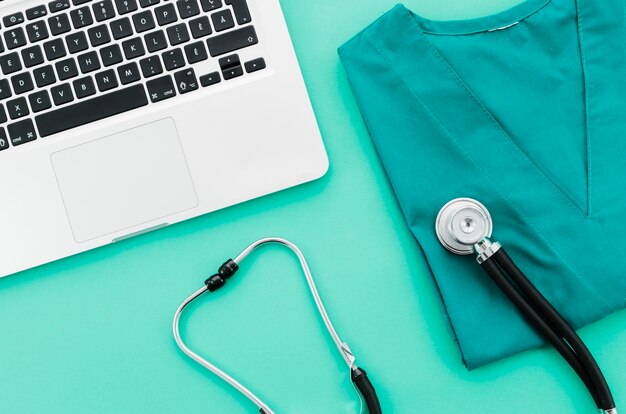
155, 3, 177, 26
139, 0, 160, 7
3, 13, 25, 28
211, 9, 234, 32
26, 22, 50, 42
146, 74, 175, 102
66, 31, 89, 53
117, 61, 140, 84
122, 37, 145, 59
0, 38, 3, 54
8, 119, 37, 146
36, 84, 148, 136
11, 73, 34, 94
73, 0, 93, 5
115, 0, 138, 14
50, 83, 74, 105
71, 7, 94, 28
166, 23, 189, 45
95, 69, 118, 91
189, 16, 211, 38
206, 25, 257, 57
100, 44, 122, 66
77, 51, 100, 73
177, 0, 200, 19
174, 68, 198, 94
49, 0, 71, 13
244, 57, 265, 73
225, 0, 251, 25
0, 79, 11, 100
222, 64, 242, 80
132, 10, 155, 33
93, 0, 116, 22
34, 65, 56, 87
88, 24, 111, 46
0, 52, 22, 75
6, 97, 29, 120
29, 90, 53, 112
184, 41, 207, 63
0, 106, 6, 123
56, 58, 79, 80
140, 55, 163, 77
21, 45, 45, 68
218, 53, 239, 69
4, 28, 28, 50
49, 14, 72, 35
43, 39, 67, 60
110, 17, 133, 39
162, 48, 184, 71
145, 30, 167, 52
200, 0, 221, 12
26, 6, 48, 20
73, 76, 96, 98
0, 128, 8, 150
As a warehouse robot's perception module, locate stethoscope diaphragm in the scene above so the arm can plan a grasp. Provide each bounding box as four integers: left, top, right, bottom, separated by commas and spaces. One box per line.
435, 198, 493, 255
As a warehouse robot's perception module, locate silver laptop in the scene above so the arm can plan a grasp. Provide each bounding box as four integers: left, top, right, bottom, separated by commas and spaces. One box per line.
0, 0, 328, 278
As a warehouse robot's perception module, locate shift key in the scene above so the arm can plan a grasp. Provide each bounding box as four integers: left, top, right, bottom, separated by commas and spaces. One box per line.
206, 25, 258, 57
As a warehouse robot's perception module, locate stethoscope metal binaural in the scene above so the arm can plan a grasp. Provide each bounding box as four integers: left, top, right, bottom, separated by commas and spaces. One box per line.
173, 237, 382, 414
436, 198, 618, 414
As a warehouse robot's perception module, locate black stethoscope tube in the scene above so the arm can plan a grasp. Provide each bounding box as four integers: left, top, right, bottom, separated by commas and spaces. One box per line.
481, 248, 614, 411
492, 249, 614, 410
480, 255, 601, 407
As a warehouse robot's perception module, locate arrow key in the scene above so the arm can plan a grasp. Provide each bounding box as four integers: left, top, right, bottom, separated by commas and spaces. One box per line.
222, 65, 243, 80
174, 68, 198, 94
244, 57, 265, 73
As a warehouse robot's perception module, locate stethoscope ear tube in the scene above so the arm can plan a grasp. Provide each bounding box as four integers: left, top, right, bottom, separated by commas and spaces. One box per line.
173, 238, 382, 414
481, 248, 615, 412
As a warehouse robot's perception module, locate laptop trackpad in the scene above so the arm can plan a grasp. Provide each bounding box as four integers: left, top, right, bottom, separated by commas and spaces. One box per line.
51, 118, 198, 243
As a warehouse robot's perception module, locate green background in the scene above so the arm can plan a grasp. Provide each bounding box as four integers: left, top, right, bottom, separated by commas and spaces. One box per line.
2, 0, 625, 413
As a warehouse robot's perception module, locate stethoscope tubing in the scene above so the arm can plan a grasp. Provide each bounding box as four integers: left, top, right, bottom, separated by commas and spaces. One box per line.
491, 249, 614, 410
481, 248, 614, 411
173, 237, 381, 414
480, 255, 601, 407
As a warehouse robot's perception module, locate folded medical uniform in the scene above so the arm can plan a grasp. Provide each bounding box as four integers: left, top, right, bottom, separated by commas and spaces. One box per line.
339, 0, 626, 368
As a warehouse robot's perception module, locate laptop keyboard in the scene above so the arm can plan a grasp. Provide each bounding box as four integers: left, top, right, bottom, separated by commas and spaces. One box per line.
0, 0, 265, 150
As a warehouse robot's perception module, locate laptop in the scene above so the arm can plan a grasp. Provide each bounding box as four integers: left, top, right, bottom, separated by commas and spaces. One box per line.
0, 0, 328, 278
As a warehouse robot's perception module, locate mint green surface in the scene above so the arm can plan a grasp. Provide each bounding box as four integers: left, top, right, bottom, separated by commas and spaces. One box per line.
0, 1, 624, 413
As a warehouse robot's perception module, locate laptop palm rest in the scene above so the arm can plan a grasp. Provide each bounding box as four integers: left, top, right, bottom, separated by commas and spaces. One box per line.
51, 118, 199, 243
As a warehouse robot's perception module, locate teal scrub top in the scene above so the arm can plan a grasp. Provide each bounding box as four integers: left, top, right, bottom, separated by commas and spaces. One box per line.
338, 0, 626, 369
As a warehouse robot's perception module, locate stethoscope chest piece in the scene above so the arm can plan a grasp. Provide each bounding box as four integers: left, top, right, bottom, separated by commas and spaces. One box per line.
434, 198, 617, 414
436, 198, 493, 255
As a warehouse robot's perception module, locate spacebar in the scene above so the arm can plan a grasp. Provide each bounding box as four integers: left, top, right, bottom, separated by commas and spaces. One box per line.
35, 85, 149, 138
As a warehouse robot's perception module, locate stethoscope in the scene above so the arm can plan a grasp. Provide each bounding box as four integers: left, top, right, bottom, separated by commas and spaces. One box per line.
435, 198, 618, 414
173, 237, 382, 414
